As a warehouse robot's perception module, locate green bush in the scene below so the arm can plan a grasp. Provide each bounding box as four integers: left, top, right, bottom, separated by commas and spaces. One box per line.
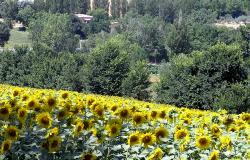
0, 22, 10, 46
156, 43, 249, 113
81, 35, 150, 100
0, 46, 85, 91
122, 61, 150, 100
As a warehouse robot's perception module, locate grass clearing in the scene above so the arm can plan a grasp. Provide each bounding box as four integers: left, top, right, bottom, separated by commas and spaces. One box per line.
4, 29, 31, 49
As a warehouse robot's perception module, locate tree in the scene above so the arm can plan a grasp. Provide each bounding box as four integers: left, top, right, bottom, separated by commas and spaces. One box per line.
120, 13, 167, 63
0, 22, 10, 46
29, 13, 79, 53
121, 60, 150, 100
87, 8, 110, 34
165, 20, 192, 56
157, 43, 248, 113
0, 0, 18, 19
82, 35, 147, 97
17, 6, 36, 27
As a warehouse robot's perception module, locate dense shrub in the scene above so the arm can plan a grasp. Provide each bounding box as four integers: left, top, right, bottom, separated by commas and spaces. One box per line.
157, 43, 249, 113
81, 35, 150, 100
0, 22, 10, 46
0, 46, 85, 91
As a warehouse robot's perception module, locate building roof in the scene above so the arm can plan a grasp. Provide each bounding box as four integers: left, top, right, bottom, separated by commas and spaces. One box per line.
75, 14, 93, 22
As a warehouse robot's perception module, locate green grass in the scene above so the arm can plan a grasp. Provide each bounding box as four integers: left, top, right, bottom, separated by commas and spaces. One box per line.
4, 29, 31, 49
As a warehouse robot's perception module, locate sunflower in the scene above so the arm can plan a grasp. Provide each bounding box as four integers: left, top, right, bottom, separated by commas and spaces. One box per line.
61, 92, 69, 99
86, 96, 95, 106
0, 104, 11, 120
92, 129, 105, 144
92, 104, 104, 118
132, 112, 145, 125
4, 126, 19, 141
240, 112, 250, 124
174, 128, 189, 141
223, 116, 234, 126
12, 89, 20, 97
83, 119, 94, 130
155, 126, 168, 141
147, 147, 164, 160
228, 125, 237, 132
117, 107, 130, 119
26, 98, 37, 110
196, 136, 211, 149
57, 109, 69, 121
220, 136, 232, 151
17, 107, 28, 123
73, 121, 84, 136
48, 136, 62, 153
182, 117, 192, 125
45, 96, 57, 111
81, 152, 97, 160
140, 132, 156, 148
22, 94, 29, 101
210, 124, 221, 138
41, 141, 49, 151
128, 132, 140, 146
235, 119, 247, 130
1, 140, 11, 153
36, 112, 53, 128
208, 150, 220, 160
159, 110, 166, 119
46, 127, 59, 140
149, 110, 158, 120
106, 123, 121, 137
110, 104, 118, 112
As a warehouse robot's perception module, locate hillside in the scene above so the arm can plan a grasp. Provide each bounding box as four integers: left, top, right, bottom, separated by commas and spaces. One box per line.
0, 84, 249, 159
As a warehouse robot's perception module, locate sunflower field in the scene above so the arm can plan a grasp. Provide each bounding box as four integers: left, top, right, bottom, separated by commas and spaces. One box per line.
0, 84, 249, 160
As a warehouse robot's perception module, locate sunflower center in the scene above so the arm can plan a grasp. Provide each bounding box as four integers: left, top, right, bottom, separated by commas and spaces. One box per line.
41, 117, 50, 125
151, 111, 157, 118
84, 154, 93, 160
178, 131, 187, 139
142, 135, 151, 144
159, 111, 166, 118
8, 129, 17, 137
111, 106, 117, 111
28, 101, 35, 108
62, 93, 68, 99
120, 110, 128, 118
58, 111, 66, 118
199, 138, 208, 145
3, 143, 10, 151
19, 111, 25, 117
130, 135, 138, 143
51, 140, 59, 148
111, 126, 117, 134
48, 98, 56, 107
0, 108, 9, 115
156, 130, 165, 138
134, 116, 142, 123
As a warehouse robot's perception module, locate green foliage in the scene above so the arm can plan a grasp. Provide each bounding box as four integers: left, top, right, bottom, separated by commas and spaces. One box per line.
17, 6, 36, 27
29, 12, 79, 53
82, 35, 149, 99
87, 8, 110, 34
0, 0, 18, 19
121, 61, 150, 100
165, 21, 192, 55
0, 22, 10, 46
157, 43, 249, 113
215, 83, 250, 113
120, 13, 167, 63
0, 46, 85, 91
